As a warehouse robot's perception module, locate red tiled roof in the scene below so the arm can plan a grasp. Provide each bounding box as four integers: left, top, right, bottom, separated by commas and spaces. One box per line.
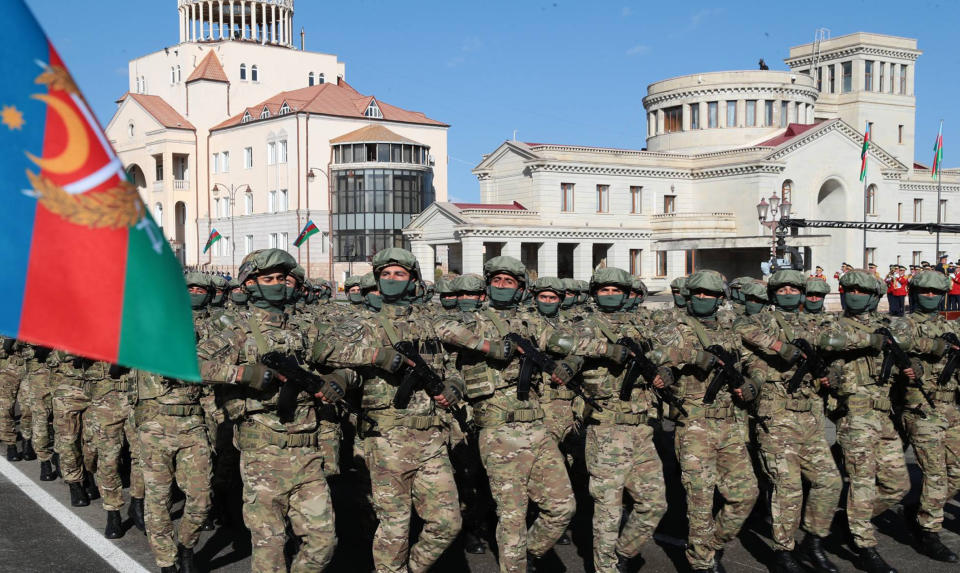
186, 51, 229, 83
757, 122, 822, 147
122, 93, 195, 130
914, 161, 929, 170
211, 78, 447, 130
454, 201, 526, 210
330, 124, 421, 145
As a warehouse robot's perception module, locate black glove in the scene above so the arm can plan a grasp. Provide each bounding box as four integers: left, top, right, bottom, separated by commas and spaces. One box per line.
737, 379, 760, 401
694, 350, 719, 372
438, 384, 464, 408
552, 357, 581, 385
372, 347, 405, 373
317, 376, 346, 403
485, 338, 517, 361
238, 363, 277, 390
776, 342, 803, 366
656, 366, 675, 388
603, 343, 630, 365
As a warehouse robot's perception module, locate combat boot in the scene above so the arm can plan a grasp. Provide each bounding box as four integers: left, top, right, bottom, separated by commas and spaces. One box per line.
39, 460, 57, 481
526, 552, 540, 572
21, 439, 36, 461
556, 529, 571, 545
129, 497, 145, 533
104, 510, 123, 539
798, 533, 838, 573
616, 552, 643, 573
463, 530, 485, 554
712, 548, 727, 573
178, 543, 198, 573
773, 550, 804, 573
84, 473, 100, 500
68, 481, 89, 507
918, 531, 959, 563
159, 567, 177, 573
858, 547, 897, 573
5, 444, 21, 461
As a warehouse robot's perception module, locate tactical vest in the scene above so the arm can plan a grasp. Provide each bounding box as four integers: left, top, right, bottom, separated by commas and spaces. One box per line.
460, 308, 527, 400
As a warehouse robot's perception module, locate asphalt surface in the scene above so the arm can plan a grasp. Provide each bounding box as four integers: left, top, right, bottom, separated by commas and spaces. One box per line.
5, 422, 960, 573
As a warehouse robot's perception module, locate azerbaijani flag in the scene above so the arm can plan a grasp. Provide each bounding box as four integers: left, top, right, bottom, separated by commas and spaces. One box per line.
859, 122, 870, 182
0, 1, 199, 380
203, 228, 221, 254
294, 220, 319, 247
933, 120, 944, 180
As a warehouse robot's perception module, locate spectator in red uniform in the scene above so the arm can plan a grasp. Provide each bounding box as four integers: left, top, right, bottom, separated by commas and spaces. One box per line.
949, 266, 960, 310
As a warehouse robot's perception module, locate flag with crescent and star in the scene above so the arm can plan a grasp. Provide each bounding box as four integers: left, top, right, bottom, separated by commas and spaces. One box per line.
0, 1, 199, 381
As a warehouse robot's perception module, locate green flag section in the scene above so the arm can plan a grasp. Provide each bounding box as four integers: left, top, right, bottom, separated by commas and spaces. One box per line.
203, 228, 221, 254
859, 123, 870, 182
933, 120, 943, 180
294, 220, 320, 247
118, 216, 200, 381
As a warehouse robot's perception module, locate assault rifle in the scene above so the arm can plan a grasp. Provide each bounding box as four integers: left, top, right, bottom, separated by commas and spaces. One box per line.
391, 340, 474, 436
504, 333, 602, 412
260, 351, 375, 427
786, 339, 829, 394
875, 327, 935, 411
938, 332, 960, 386
617, 337, 687, 417
702, 345, 745, 405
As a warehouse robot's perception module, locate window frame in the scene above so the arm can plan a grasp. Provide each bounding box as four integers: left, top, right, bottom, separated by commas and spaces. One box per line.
239, 63, 247, 81
725, 100, 737, 128
244, 147, 253, 169
630, 186, 642, 214
914, 198, 923, 223
663, 106, 683, 133
596, 185, 609, 213
745, 100, 756, 127
841, 61, 852, 93
864, 60, 874, 91
561, 183, 575, 212
656, 251, 667, 277
707, 101, 718, 128
689, 103, 700, 130
663, 194, 676, 214
629, 249, 642, 275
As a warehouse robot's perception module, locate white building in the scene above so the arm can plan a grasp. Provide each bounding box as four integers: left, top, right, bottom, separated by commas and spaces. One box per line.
106, 0, 448, 280
406, 32, 958, 290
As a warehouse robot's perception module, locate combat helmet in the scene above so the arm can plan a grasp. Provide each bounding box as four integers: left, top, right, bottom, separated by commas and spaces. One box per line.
589, 267, 632, 312
684, 270, 726, 317
237, 249, 297, 309
767, 270, 806, 311
483, 256, 527, 307
184, 271, 214, 309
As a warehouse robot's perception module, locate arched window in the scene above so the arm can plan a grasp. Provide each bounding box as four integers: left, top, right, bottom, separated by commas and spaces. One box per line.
866, 184, 878, 215
128, 122, 134, 137
308, 72, 314, 86
239, 64, 247, 80
171, 67, 176, 84
154, 203, 163, 228
251, 65, 259, 82
318, 73, 325, 84
177, 65, 181, 83
781, 180, 793, 204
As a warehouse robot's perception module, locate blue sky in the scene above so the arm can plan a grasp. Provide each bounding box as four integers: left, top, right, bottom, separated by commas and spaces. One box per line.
25, 0, 960, 202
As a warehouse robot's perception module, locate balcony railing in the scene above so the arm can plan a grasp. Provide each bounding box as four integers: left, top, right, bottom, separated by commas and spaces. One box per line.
173, 179, 189, 190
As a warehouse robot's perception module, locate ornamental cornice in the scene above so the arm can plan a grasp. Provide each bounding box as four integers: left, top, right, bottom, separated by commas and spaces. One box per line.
526, 161, 784, 179
454, 227, 653, 240
691, 163, 784, 179
643, 85, 819, 109
785, 45, 921, 67
899, 183, 960, 193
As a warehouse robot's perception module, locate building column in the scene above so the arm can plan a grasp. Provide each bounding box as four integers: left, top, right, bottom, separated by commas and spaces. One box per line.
261, 2, 267, 44
607, 241, 628, 271
410, 242, 435, 283
229, 1, 234, 39
208, 1, 214, 40
573, 241, 593, 281
240, 0, 246, 39
271, 4, 277, 44
461, 237, 484, 276
218, 0, 223, 39
501, 240, 521, 261
538, 240, 558, 278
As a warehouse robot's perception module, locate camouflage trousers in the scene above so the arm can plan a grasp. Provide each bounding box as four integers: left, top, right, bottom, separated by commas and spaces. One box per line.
902, 402, 960, 533
836, 409, 910, 548
0, 368, 31, 445
364, 426, 460, 573
478, 422, 575, 573
542, 396, 576, 445
756, 408, 841, 551
53, 384, 136, 510
585, 422, 666, 572
675, 414, 758, 570
239, 442, 336, 573
138, 414, 212, 568
26, 369, 58, 462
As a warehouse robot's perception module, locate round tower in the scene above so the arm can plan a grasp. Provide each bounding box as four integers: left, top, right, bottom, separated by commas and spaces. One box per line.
178, 0, 295, 47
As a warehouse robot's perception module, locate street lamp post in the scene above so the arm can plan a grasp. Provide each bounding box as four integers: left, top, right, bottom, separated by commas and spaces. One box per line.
757, 191, 792, 269
306, 167, 330, 280
212, 183, 250, 275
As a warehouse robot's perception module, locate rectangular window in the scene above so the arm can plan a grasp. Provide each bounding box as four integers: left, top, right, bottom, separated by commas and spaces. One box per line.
630, 186, 642, 214
220, 151, 229, 173
244, 193, 253, 215
914, 198, 923, 222
829, 64, 836, 93
764, 100, 774, 126
656, 251, 667, 276
879, 62, 885, 92
629, 249, 642, 275
745, 100, 756, 127
900, 64, 907, 94
664, 106, 682, 133
267, 142, 276, 165
816, 67, 823, 91
866, 186, 877, 215
244, 234, 253, 256
913, 251, 922, 266
897, 202, 902, 222
663, 194, 676, 213
277, 140, 287, 164
561, 183, 574, 212
269, 233, 277, 249
279, 189, 288, 212
864, 60, 873, 91
707, 101, 718, 128
940, 199, 948, 222
596, 185, 609, 213
780, 101, 789, 127
280, 232, 288, 251
244, 147, 253, 169
726, 101, 736, 127
213, 197, 220, 218
898, 124, 904, 144
689, 104, 700, 129
268, 190, 277, 213
685, 250, 696, 275
211, 153, 219, 174
842, 61, 852, 93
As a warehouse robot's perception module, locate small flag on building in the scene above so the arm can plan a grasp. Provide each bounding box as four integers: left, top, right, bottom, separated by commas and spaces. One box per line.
203, 228, 222, 254
932, 120, 944, 180
294, 220, 319, 247
0, 1, 199, 381
859, 122, 870, 182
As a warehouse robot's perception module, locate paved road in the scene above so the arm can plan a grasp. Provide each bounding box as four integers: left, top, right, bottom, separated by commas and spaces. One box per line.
5, 428, 960, 573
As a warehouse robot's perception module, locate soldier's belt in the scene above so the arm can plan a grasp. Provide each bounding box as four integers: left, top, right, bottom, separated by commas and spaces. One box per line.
364, 411, 443, 432
904, 388, 955, 406
935, 390, 956, 403
235, 421, 321, 449
587, 409, 646, 426
541, 387, 576, 402
474, 407, 544, 427
134, 402, 204, 426
766, 398, 814, 412
846, 396, 892, 413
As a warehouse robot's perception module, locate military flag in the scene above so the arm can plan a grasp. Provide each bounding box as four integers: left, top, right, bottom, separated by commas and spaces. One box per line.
293, 220, 319, 247
203, 228, 222, 254
933, 120, 944, 180
859, 122, 870, 182
0, 1, 199, 380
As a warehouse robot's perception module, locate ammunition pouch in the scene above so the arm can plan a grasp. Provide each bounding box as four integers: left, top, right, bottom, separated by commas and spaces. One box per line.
541, 386, 576, 402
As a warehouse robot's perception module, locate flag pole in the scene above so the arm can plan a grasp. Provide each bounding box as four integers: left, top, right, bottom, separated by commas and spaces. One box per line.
862, 122, 869, 269
936, 119, 943, 260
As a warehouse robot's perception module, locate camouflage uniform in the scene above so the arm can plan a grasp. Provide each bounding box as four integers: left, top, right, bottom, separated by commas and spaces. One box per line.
198, 250, 345, 573
646, 270, 758, 572
573, 268, 667, 571
736, 270, 841, 565
0, 338, 30, 454
436, 256, 575, 572
25, 345, 60, 465
312, 248, 463, 573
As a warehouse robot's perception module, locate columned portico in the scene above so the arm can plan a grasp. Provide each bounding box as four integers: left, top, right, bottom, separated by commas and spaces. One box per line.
179, 0, 295, 47
538, 240, 558, 278
461, 236, 484, 275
